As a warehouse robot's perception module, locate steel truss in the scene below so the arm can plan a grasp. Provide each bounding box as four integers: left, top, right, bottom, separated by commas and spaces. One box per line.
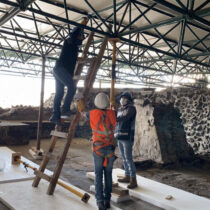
0, 0, 209, 88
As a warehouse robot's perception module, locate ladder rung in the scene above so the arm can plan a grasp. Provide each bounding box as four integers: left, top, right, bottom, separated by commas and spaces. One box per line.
44, 152, 60, 161
73, 75, 86, 81
34, 170, 52, 182
50, 130, 68, 138
77, 57, 95, 64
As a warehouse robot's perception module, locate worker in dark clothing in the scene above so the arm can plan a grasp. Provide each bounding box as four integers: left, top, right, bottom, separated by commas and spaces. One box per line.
50, 26, 85, 125
115, 91, 137, 189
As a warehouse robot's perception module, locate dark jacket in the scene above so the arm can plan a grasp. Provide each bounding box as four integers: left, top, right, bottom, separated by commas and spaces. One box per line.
115, 103, 136, 141
55, 26, 83, 76
55, 38, 79, 76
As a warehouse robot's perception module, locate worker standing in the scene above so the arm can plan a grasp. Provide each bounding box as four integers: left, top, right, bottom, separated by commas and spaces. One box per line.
115, 91, 137, 189
50, 26, 85, 125
83, 92, 117, 210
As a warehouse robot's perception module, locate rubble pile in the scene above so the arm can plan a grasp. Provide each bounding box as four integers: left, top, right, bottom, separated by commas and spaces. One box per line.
0, 105, 52, 121
44, 87, 143, 110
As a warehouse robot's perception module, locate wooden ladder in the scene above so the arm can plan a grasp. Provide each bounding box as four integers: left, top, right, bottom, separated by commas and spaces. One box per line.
32, 31, 108, 200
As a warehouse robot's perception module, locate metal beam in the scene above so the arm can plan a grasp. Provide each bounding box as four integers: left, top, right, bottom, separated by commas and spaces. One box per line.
150, 0, 210, 29
0, 0, 210, 88
120, 7, 210, 36
120, 36, 210, 67
0, 0, 35, 26
0, 7, 19, 26
84, 0, 112, 34
134, 51, 210, 64
120, 16, 184, 36
194, 0, 210, 13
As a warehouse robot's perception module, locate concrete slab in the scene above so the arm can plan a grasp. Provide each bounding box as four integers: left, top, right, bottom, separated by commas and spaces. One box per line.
0, 147, 46, 183
112, 168, 210, 210
0, 180, 121, 210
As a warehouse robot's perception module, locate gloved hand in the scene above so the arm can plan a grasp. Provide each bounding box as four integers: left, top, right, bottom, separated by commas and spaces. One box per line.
77, 99, 85, 112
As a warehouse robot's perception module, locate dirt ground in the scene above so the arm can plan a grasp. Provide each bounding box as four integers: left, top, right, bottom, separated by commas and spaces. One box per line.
8, 138, 210, 209
139, 165, 210, 199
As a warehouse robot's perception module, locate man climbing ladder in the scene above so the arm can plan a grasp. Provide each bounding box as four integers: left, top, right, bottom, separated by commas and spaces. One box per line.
32, 22, 111, 199
50, 17, 88, 125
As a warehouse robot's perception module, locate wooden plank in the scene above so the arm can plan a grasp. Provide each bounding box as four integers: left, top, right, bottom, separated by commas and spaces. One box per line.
77, 57, 95, 64
50, 130, 68, 139
73, 75, 86, 81
86, 171, 118, 186
113, 187, 128, 196
34, 170, 51, 182
90, 185, 131, 204
86, 172, 128, 196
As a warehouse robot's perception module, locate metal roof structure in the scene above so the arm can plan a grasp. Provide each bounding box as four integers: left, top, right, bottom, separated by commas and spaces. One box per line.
0, 0, 209, 88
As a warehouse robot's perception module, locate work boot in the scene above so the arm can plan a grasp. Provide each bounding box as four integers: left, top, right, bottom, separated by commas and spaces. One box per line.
97, 202, 107, 210
127, 177, 138, 189
104, 201, 110, 209
117, 175, 130, 183
61, 110, 76, 119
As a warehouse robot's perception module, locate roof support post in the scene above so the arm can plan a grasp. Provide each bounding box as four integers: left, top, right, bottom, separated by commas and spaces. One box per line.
36, 55, 46, 151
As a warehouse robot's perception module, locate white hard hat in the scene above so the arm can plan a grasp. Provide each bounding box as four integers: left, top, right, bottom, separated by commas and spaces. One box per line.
94, 93, 109, 109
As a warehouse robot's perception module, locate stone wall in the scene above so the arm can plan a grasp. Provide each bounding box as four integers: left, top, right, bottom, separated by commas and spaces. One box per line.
133, 99, 194, 163
173, 89, 210, 154
133, 99, 163, 163
133, 88, 210, 156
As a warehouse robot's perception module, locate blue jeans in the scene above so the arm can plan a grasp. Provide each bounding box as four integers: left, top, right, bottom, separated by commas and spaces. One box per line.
118, 140, 136, 177
92, 146, 116, 203
52, 66, 76, 118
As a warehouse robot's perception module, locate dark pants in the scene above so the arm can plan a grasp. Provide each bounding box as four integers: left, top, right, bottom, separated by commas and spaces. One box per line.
52, 66, 76, 118
93, 146, 116, 203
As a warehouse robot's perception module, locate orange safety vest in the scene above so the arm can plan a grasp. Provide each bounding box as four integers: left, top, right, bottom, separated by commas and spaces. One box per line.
89, 109, 117, 167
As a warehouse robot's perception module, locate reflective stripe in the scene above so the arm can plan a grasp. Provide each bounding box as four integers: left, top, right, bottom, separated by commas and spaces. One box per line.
116, 132, 129, 135
92, 129, 113, 135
